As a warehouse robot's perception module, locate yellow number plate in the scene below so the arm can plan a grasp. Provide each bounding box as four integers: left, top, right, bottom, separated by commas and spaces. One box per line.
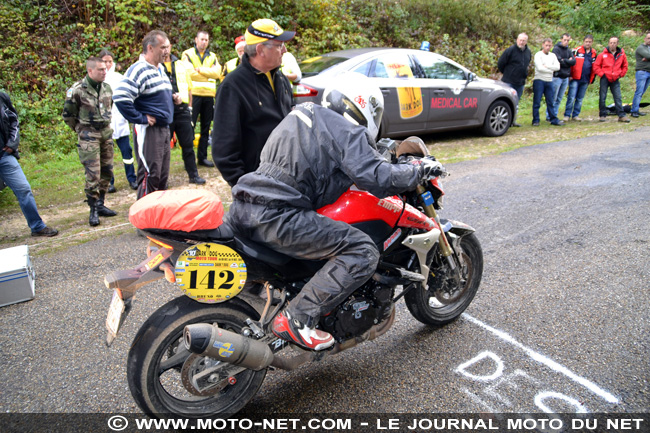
175, 243, 247, 303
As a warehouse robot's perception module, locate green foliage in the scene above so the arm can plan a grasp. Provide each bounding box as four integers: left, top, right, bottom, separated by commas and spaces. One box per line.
548, 0, 649, 39
0, 0, 648, 158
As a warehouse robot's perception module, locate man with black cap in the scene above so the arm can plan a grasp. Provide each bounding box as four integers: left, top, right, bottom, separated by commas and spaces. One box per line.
212, 19, 294, 186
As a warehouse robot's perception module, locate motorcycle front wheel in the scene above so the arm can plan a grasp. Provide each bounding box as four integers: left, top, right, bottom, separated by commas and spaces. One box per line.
405, 233, 483, 326
127, 296, 266, 418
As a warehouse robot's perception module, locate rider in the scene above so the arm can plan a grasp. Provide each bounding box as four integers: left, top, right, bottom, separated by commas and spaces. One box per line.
226, 74, 442, 351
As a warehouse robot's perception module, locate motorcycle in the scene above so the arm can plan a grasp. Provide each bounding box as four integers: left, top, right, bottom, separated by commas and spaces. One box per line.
104, 137, 483, 418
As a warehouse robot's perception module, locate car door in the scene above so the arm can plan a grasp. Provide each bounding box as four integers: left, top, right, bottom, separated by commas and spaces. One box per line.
411, 52, 483, 129
353, 52, 429, 136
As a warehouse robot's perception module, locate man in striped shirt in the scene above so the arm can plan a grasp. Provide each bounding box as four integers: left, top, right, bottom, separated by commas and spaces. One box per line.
113, 30, 178, 199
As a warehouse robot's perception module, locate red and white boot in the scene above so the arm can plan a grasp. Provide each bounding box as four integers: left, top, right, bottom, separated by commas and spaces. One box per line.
272, 310, 334, 351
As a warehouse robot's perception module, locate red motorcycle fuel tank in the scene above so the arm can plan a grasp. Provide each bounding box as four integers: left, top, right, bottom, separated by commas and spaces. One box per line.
318, 189, 435, 231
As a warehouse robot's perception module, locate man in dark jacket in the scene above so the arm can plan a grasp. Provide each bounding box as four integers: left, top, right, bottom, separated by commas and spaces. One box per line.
0, 92, 58, 237
498, 33, 531, 127
593, 36, 630, 122
227, 78, 441, 351
549, 33, 576, 121
563, 35, 596, 121
212, 19, 294, 186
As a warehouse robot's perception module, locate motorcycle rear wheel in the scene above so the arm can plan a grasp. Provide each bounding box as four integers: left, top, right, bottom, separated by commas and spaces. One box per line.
127, 296, 266, 418
405, 233, 483, 326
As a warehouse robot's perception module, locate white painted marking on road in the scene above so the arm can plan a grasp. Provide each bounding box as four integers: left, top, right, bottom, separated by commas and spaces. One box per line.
455, 351, 504, 381
535, 391, 589, 413
462, 313, 619, 404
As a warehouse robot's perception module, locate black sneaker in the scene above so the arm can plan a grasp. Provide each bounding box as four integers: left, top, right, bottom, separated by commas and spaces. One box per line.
32, 226, 59, 237
630, 112, 639, 118
198, 159, 215, 167
129, 181, 138, 190
108, 185, 117, 193
190, 176, 206, 185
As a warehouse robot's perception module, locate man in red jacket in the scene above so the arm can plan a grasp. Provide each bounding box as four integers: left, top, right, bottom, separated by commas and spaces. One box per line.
593, 36, 630, 122
564, 35, 597, 121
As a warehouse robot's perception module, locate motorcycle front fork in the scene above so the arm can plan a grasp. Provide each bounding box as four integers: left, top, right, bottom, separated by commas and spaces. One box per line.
416, 185, 463, 284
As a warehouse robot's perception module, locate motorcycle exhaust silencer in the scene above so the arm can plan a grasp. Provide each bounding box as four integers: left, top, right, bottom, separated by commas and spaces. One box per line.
184, 323, 274, 371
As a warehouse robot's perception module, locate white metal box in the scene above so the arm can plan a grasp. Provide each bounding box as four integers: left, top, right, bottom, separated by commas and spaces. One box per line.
0, 245, 35, 307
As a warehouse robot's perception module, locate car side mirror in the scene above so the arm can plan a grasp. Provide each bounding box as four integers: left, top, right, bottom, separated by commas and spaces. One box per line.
466, 72, 476, 84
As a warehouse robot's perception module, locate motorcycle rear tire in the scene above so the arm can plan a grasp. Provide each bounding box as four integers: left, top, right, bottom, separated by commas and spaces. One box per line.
127, 296, 266, 418
405, 233, 483, 326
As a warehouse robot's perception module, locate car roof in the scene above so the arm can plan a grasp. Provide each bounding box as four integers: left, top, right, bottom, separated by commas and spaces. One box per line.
300, 47, 471, 77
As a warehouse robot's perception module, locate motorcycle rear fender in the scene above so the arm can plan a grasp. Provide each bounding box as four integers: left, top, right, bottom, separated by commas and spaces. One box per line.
104, 242, 174, 301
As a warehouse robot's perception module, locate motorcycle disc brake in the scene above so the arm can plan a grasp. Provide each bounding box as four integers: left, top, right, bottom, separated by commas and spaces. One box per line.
180, 353, 229, 396
434, 252, 470, 305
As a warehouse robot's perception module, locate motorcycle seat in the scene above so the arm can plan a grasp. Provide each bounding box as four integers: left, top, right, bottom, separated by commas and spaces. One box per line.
233, 236, 293, 267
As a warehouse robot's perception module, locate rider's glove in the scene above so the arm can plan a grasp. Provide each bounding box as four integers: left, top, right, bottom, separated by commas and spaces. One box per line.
410, 156, 444, 179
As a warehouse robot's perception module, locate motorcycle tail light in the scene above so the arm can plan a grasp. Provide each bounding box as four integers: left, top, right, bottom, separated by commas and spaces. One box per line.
147, 237, 173, 251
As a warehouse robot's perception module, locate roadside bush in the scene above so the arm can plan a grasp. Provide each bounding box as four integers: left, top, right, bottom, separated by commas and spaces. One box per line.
547, 0, 650, 40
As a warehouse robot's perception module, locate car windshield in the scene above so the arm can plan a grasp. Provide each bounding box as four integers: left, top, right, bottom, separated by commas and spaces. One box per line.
299, 56, 349, 77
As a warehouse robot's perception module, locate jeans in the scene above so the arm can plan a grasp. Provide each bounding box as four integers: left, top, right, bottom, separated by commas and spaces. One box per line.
533, 79, 559, 124
564, 80, 590, 118
631, 70, 650, 114
599, 76, 624, 117
0, 154, 46, 233
505, 83, 524, 122
547, 76, 569, 119
509, 83, 525, 104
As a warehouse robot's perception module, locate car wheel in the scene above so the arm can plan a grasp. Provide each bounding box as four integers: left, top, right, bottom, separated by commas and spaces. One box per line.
482, 100, 512, 137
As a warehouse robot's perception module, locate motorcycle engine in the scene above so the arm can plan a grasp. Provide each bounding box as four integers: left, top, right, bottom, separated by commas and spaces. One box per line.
320, 282, 393, 341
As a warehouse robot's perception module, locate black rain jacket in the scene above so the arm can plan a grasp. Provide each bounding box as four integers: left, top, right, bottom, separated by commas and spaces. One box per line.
231, 103, 422, 210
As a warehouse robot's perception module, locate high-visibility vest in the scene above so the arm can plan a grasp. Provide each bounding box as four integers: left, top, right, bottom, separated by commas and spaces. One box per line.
173, 60, 191, 104
225, 57, 240, 75
164, 60, 192, 104
182, 47, 222, 97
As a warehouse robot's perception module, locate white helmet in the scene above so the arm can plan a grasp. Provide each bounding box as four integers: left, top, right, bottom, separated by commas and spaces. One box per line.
321, 73, 384, 139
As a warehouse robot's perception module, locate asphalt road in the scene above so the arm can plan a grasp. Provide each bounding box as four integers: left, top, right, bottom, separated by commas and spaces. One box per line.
0, 129, 648, 420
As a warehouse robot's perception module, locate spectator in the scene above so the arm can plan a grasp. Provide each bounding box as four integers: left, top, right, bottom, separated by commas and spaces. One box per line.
113, 30, 175, 199
532, 38, 563, 126
498, 33, 531, 127
631, 31, 650, 118
182, 31, 223, 168
224, 36, 246, 77
62, 56, 118, 226
1, 91, 58, 237
593, 36, 630, 123
99, 49, 138, 191
563, 35, 597, 121
549, 33, 576, 122
211, 18, 294, 186
163, 47, 206, 185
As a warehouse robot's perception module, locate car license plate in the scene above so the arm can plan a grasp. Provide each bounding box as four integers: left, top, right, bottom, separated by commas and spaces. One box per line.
106, 289, 125, 338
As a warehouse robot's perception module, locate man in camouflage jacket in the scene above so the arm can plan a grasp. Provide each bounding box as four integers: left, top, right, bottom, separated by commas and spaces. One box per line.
62, 56, 118, 226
